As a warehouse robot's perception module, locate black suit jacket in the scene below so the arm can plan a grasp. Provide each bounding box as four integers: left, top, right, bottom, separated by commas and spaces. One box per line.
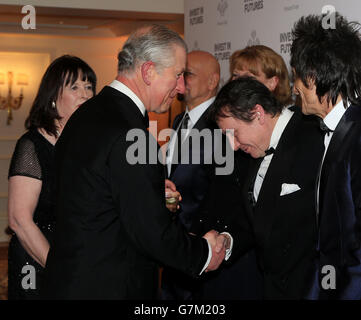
230, 109, 324, 299
193, 149, 263, 300
307, 104, 361, 299
43, 86, 208, 299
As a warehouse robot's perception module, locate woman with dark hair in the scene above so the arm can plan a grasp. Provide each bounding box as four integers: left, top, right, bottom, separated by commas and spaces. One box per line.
7, 55, 96, 299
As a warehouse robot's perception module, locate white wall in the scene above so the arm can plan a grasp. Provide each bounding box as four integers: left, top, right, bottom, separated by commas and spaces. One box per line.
0, 0, 184, 14
185, 0, 361, 87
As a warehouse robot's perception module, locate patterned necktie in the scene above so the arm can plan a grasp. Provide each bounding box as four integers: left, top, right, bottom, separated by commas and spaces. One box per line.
178, 113, 190, 143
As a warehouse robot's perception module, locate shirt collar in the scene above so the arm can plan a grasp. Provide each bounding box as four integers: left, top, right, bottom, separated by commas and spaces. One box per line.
108, 79, 146, 117
323, 99, 347, 131
269, 107, 294, 149
186, 97, 215, 126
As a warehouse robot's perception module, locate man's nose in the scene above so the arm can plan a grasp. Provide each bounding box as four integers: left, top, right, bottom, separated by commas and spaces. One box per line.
176, 75, 185, 94
81, 87, 91, 100
233, 140, 241, 151
227, 135, 239, 151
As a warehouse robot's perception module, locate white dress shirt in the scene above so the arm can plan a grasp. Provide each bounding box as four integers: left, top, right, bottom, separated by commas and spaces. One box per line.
254, 108, 294, 202
316, 100, 347, 209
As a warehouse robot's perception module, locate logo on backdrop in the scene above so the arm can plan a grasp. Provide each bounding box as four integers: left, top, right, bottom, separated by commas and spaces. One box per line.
284, 2, 299, 12
247, 30, 260, 47
189, 6, 204, 26
217, 0, 228, 16
214, 41, 232, 61
217, 0, 229, 25
243, 0, 264, 14
280, 30, 293, 54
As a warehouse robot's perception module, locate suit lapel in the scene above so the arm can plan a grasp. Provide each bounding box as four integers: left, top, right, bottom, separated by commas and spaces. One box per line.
242, 157, 263, 220
323, 115, 354, 164
169, 112, 185, 177
318, 112, 355, 216
172, 112, 185, 131
252, 113, 299, 246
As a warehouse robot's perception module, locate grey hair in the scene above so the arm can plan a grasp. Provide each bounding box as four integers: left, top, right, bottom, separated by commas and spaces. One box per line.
117, 24, 187, 75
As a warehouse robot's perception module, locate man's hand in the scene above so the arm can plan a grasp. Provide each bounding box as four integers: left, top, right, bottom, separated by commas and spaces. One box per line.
165, 179, 181, 212
203, 230, 227, 272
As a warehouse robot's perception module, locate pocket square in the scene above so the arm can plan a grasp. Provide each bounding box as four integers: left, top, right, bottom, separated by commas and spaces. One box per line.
280, 183, 301, 196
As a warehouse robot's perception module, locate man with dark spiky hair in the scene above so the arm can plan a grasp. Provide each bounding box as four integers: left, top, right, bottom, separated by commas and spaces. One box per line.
291, 12, 361, 299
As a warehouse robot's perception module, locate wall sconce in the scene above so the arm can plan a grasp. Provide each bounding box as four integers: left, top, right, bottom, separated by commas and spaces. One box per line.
0, 71, 28, 125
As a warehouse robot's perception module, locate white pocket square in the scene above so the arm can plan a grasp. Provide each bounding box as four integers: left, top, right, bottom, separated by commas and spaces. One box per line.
280, 183, 301, 196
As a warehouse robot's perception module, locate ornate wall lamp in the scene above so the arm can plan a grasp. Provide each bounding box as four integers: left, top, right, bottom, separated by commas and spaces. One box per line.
0, 71, 28, 125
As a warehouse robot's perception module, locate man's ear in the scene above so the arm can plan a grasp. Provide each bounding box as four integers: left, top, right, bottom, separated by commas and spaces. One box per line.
253, 104, 266, 124
208, 73, 220, 91
141, 61, 155, 85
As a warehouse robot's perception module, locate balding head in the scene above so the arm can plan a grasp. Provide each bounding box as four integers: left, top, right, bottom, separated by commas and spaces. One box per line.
184, 50, 220, 110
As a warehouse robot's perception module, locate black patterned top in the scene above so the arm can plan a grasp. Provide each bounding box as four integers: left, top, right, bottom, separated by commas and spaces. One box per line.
8, 129, 56, 228
7, 129, 56, 300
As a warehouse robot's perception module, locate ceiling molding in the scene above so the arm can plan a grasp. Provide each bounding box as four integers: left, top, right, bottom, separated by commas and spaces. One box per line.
0, 4, 184, 38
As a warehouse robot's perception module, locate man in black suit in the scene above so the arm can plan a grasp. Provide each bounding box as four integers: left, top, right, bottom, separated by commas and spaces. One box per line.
209, 77, 324, 299
291, 13, 361, 299
43, 25, 228, 299
165, 50, 221, 232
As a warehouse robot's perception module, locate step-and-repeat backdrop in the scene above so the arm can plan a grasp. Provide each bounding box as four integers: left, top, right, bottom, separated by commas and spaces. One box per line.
184, 0, 361, 88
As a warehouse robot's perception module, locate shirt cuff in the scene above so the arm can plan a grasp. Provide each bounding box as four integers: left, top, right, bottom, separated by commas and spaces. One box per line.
221, 232, 233, 261
199, 239, 212, 275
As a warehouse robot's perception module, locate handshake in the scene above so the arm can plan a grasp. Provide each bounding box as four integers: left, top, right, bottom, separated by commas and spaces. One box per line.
164, 179, 232, 273
203, 230, 231, 273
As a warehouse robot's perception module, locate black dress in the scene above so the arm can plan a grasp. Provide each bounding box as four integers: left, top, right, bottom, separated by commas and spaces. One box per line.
7, 129, 55, 300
